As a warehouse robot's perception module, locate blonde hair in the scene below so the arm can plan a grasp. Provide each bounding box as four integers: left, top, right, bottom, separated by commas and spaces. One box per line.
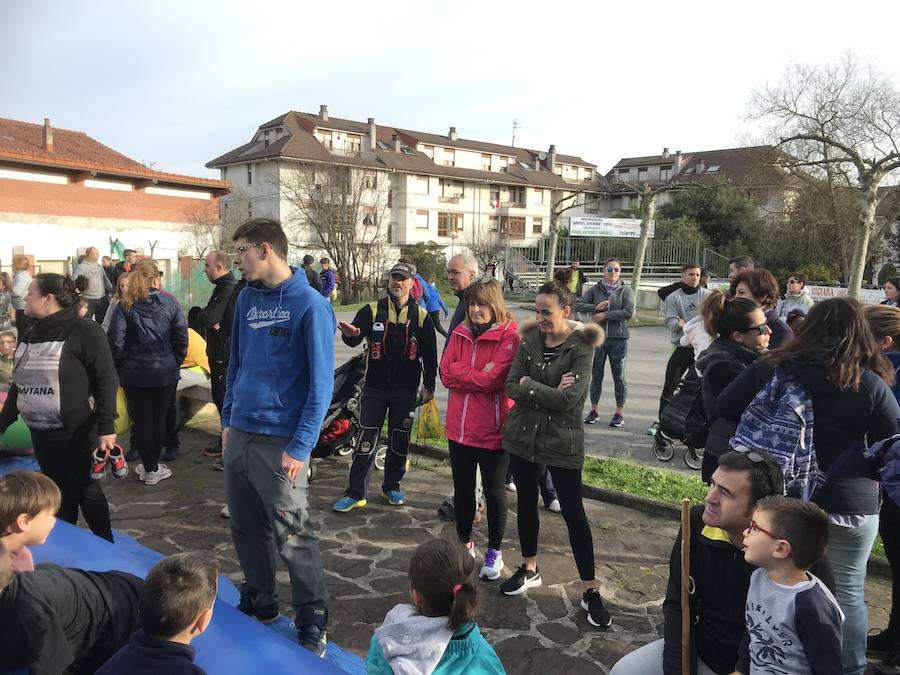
865, 304, 900, 351
464, 279, 513, 326
114, 272, 130, 303
123, 259, 159, 308
0, 272, 11, 293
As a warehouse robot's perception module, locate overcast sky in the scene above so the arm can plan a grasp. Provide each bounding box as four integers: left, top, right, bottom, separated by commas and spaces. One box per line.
2, 0, 899, 179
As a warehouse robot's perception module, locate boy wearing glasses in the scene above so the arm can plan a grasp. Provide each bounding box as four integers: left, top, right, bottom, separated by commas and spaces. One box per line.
736, 495, 842, 675
575, 258, 634, 427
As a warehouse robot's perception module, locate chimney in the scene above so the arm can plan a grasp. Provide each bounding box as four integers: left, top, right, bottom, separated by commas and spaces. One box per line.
448, 126, 457, 141
696, 157, 705, 174
43, 118, 53, 153
534, 154, 541, 171
319, 104, 329, 121
392, 133, 401, 153
368, 118, 376, 151
661, 147, 669, 158
548, 144, 557, 171
674, 150, 683, 172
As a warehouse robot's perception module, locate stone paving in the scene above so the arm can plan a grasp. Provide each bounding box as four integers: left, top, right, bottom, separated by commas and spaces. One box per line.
99, 421, 893, 674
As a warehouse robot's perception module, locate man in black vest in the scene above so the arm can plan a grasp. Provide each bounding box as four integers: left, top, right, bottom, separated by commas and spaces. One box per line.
333, 261, 437, 512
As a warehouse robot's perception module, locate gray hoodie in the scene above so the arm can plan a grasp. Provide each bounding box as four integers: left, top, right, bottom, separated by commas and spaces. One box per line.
663, 286, 710, 344
574, 283, 635, 340
777, 288, 814, 318
373, 604, 454, 675
74, 261, 113, 300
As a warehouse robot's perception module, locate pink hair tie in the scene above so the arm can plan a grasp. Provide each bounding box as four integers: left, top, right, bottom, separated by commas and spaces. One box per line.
452, 584, 462, 597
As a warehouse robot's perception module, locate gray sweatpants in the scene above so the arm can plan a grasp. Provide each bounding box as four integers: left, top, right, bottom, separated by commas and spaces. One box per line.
225, 427, 328, 628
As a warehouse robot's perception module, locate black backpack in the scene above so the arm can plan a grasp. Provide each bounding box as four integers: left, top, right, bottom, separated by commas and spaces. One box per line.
659, 368, 709, 448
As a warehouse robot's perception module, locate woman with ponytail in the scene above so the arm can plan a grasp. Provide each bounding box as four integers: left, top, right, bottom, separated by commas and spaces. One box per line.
107, 259, 187, 486
366, 538, 505, 675
0, 274, 119, 541
694, 289, 771, 482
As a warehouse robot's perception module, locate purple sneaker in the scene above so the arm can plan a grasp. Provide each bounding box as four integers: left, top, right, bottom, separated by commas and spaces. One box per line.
480, 547, 503, 580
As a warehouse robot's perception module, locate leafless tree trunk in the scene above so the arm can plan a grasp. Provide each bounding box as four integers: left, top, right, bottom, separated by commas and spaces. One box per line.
547, 188, 603, 282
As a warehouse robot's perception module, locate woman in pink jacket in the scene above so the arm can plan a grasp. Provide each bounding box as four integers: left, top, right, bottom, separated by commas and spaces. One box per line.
441, 279, 520, 581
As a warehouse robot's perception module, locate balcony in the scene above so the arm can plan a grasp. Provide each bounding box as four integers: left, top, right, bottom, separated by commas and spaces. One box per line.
328, 143, 361, 158
438, 195, 461, 204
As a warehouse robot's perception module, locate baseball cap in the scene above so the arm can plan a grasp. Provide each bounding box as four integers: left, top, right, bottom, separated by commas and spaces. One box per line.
390, 261, 416, 279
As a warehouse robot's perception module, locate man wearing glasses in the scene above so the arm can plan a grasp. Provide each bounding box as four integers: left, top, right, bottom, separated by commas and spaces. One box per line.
220, 218, 336, 656
610, 448, 834, 675
575, 258, 635, 428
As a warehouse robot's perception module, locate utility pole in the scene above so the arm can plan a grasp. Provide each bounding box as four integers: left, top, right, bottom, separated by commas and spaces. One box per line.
511, 119, 520, 147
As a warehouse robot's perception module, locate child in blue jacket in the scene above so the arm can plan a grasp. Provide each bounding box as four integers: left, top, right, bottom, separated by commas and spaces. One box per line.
366, 538, 505, 675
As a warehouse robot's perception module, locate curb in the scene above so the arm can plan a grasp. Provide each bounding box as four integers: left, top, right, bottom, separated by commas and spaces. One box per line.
410, 442, 893, 579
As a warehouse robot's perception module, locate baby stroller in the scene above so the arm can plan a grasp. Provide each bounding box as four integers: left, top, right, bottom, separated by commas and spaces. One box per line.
309, 353, 388, 479
653, 369, 705, 470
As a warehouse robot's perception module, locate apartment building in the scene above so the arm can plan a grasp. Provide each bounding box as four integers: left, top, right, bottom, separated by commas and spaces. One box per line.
207, 106, 607, 253
0, 117, 229, 272
606, 145, 802, 220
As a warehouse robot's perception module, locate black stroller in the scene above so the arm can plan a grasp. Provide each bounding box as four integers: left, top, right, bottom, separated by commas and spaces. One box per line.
653, 369, 705, 470
308, 353, 388, 479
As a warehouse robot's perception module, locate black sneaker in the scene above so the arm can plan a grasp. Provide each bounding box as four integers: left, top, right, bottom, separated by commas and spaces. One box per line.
499, 564, 542, 595
160, 446, 179, 461
437, 499, 456, 522
581, 588, 612, 628
298, 624, 327, 657
869, 629, 899, 655
584, 410, 600, 425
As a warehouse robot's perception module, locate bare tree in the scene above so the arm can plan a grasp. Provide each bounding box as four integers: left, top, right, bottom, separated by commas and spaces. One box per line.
281, 164, 391, 303
182, 200, 221, 258
546, 187, 605, 281
750, 54, 900, 298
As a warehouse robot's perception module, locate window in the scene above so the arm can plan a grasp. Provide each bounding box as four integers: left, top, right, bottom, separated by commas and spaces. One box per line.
706, 165, 720, 173
618, 168, 629, 176
440, 180, 464, 199
275, 127, 282, 136
481, 153, 491, 171
264, 139, 270, 148
442, 148, 455, 167
401, 146, 414, 155
415, 210, 430, 229
422, 145, 434, 158
554, 164, 563, 176
488, 215, 499, 231
438, 212, 463, 237
534, 187, 545, 204
364, 171, 377, 189
489, 189, 500, 206
500, 216, 525, 236
222, 167, 228, 180
532, 217, 543, 234
638, 167, 648, 179
584, 196, 599, 214
413, 175, 429, 195
376, 140, 391, 150
319, 131, 333, 149
659, 165, 672, 181
264, 130, 270, 138
247, 164, 253, 185
387, 188, 393, 207
505, 186, 525, 204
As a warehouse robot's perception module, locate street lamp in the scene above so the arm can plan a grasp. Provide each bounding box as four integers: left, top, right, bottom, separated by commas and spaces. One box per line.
449, 230, 458, 256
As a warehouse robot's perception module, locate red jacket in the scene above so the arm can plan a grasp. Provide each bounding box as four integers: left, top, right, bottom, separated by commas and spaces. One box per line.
440, 321, 519, 449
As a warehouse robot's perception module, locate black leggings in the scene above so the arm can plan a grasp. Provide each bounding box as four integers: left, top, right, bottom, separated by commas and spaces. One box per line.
428, 310, 448, 338
658, 345, 695, 417
124, 384, 176, 473
31, 422, 113, 541
449, 441, 509, 549
881, 497, 900, 638
509, 453, 595, 581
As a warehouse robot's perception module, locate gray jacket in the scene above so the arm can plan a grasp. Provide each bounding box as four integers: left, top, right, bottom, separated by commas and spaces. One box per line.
663, 286, 710, 344
74, 261, 112, 300
575, 283, 635, 340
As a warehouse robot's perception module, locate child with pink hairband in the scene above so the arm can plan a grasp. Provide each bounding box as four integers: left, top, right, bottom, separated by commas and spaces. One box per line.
366, 538, 506, 674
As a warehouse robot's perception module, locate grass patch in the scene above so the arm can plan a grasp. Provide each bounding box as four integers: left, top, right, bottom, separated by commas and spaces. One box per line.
582, 456, 707, 504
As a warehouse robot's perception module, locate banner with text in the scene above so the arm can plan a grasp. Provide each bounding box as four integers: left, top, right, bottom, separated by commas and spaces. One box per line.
806, 285, 885, 305
568, 217, 655, 238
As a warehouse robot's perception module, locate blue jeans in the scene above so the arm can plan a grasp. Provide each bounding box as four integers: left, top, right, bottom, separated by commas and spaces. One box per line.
828, 516, 879, 675
589, 338, 628, 407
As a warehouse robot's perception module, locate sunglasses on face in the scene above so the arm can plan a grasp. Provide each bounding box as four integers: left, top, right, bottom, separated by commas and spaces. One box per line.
234, 243, 261, 255
747, 519, 779, 540
606, 267, 621, 273
743, 323, 768, 335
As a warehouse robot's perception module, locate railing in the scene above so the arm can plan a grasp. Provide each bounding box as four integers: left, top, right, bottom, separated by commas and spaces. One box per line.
502, 247, 543, 294
329, 144, 361, 158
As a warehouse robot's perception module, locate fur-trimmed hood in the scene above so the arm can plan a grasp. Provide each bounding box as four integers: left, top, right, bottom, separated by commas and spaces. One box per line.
517, 317, 605, 347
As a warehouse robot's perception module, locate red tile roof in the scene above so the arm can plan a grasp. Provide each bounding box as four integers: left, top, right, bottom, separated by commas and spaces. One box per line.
0, 118, 229, 190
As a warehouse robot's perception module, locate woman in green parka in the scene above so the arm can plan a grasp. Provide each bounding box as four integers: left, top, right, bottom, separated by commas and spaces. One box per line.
498, 281, 612, 630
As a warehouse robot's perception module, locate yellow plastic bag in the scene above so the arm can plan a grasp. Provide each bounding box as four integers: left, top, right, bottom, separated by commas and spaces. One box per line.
416, 400, 444, 440
114, 387, 132, 436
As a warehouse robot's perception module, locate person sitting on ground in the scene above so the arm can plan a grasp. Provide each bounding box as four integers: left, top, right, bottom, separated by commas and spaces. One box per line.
301, 254, 323, 293
777, 271, 815, 318
97, 553, 218, 675
366, 538, 505, 675
500, 281, 611, 628
0, 470, 60, 572
0, 541, 143, 675
334, 260, 437, 512
735, 495, 842, 675
319, 257, 336, 301
610, 449, 835, 675
0, 330, 15, 386
730, 268, 793, 349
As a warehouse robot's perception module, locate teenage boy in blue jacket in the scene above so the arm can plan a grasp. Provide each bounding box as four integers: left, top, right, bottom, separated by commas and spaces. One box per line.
220, 218, 336, 656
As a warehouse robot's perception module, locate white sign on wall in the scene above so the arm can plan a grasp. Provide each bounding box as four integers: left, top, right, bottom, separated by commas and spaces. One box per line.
806, 285, 885, 305
569, 217, 655, 238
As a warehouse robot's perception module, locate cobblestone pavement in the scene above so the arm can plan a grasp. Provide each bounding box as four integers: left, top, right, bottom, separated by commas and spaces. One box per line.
100, 423, 892, 674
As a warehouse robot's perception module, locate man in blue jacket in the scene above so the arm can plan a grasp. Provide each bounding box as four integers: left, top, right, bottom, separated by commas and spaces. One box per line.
221, 218, 336, 656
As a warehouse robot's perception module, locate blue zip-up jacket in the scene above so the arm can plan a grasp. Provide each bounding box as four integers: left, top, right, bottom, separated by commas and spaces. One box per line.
425, 282, 449, 314
221, 270, 336, 461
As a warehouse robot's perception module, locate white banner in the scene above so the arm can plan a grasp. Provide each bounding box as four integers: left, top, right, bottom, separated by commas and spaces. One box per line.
805, 285, 885, 305
569, 217, 654, 238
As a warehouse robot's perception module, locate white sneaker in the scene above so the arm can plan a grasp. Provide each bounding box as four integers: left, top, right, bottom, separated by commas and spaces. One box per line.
547, 498, 561, 513
220, 504, 230, 518
505, 482, 517, 493
464, 541, 476, 559
480, 548, 503, 580
142, 464, 172, 485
